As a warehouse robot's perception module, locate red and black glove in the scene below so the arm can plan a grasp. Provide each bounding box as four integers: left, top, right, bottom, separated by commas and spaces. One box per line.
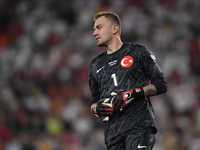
91, 98, 114, 121
111, 88, 144, 111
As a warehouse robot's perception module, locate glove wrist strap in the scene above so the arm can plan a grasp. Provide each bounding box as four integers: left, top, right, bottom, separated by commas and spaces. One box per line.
132, 88, 144, 99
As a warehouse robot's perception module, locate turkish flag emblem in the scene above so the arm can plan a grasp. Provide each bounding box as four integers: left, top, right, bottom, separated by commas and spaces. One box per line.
120, 56, 134, 68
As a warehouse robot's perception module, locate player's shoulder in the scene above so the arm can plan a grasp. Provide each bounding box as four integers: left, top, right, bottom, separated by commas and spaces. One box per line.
132, 43, 153, 53
125, 43, 150, 54
130, 43, 146, 50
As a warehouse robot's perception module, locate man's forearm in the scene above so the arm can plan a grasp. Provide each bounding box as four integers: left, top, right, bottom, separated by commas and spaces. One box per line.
143, 84, 157, 97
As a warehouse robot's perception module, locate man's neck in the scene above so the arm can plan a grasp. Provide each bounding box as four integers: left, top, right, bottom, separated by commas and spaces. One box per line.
106, 38, 123, 54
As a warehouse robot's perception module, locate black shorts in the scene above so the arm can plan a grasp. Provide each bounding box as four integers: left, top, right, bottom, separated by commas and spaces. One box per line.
105, 126, 156, 150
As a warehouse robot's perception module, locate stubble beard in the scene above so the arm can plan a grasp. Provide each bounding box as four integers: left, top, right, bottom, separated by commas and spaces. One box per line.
97, 37, 111, 48
97, 41, 107, 47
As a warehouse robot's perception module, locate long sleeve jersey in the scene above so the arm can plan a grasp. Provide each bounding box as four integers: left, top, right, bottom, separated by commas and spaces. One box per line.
88, 43, 167, 143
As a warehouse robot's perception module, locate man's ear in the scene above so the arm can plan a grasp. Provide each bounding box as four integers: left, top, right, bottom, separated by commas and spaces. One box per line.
112, 24, 119, 35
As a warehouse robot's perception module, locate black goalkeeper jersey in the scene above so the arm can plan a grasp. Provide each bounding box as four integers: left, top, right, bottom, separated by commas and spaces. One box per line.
88, 43, 167, 143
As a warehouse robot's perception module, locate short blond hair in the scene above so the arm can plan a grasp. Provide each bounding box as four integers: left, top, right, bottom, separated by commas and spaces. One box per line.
93, 11, 121, 35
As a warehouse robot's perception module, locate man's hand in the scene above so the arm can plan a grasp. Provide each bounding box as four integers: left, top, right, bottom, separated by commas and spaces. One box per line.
91, 98, 114, 121
111, 88, 144, 111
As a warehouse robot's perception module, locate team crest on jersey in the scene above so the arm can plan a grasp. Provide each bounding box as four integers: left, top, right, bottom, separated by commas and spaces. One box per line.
120, 56, 134, 68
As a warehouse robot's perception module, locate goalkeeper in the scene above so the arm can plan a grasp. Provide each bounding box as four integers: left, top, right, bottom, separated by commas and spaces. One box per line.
89, 11, 167, 150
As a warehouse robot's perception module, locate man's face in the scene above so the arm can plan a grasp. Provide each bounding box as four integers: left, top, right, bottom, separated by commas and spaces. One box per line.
93, 16, 113, 47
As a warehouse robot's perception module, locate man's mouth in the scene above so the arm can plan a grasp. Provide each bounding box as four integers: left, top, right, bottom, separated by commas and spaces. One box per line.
96, 37, 100, 41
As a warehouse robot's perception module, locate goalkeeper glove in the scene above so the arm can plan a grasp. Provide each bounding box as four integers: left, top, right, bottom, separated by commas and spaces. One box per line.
111, 88, 144, 111
91, 98, 114, 121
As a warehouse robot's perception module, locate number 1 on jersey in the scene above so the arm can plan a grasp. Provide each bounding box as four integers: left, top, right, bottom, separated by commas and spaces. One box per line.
111, 73, 118, 86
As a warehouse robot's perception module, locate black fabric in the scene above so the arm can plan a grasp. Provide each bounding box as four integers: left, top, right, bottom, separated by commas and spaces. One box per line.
106, 126, 156, 150
131, 87, 145, 99
88, 43, 167, 143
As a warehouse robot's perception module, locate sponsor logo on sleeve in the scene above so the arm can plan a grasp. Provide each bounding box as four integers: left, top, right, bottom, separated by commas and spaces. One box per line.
150, 54, 156, 63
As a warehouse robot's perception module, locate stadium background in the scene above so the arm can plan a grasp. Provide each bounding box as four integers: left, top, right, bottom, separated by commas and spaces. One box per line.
0, 0, 200, 149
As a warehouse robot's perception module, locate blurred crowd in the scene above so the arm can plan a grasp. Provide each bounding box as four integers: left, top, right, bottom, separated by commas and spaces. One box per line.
0, 0, 200, 150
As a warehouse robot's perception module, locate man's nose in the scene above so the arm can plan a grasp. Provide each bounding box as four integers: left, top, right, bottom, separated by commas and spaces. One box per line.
93, 30, 97, 36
